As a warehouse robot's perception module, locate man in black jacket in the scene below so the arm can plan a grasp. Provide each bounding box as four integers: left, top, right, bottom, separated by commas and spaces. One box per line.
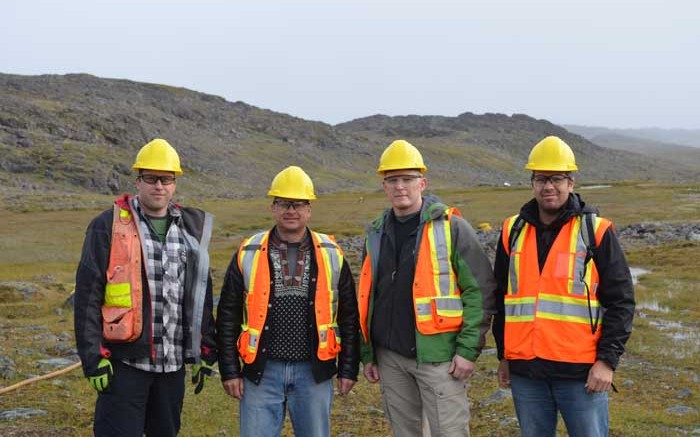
74, 139, 217, 437
216, 166, 359, 437
493, 136, 635, 437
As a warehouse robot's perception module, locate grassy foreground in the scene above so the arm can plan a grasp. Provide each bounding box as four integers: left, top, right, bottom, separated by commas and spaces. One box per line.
0, 182, 699, 436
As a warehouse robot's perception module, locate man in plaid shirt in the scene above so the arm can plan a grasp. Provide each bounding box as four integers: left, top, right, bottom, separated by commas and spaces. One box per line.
75, 139, 217, 437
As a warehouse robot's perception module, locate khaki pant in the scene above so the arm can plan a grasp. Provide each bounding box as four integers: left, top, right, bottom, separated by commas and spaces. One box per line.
376, 347, 471, 437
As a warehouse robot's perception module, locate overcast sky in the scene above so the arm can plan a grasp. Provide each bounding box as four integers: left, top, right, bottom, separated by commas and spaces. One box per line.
3, 0, 699, 129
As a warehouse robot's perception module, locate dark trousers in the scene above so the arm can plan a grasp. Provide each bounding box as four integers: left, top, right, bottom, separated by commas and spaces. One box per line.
94, 360, 185, 437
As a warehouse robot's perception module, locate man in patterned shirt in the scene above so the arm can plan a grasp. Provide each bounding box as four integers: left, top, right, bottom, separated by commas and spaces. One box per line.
74, 139, 217, 437
216, 166, 360, 437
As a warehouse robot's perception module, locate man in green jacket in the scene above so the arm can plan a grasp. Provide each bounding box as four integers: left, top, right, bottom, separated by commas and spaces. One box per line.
358, 140, 497, 436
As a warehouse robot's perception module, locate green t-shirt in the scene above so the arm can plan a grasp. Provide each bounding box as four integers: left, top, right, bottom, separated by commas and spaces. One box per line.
147, 215, 170, 243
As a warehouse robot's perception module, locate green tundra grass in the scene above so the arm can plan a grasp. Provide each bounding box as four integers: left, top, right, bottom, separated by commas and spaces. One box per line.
0, 182, 698, 436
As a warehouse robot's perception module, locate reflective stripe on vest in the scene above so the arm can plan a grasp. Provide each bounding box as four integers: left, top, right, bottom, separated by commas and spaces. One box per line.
236, 230, 344, 364
236, 231, 269, 359
503, 296, 536, 322
501, 214, 611, 363
358, 224, 382, 343
414, 209, 463, 334
314, 232, 343, 354
358, 208, 463, 340
102, 202, 144, 343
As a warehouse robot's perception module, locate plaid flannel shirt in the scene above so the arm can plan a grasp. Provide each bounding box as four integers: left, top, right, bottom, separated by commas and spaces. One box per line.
123, 199, 187, 373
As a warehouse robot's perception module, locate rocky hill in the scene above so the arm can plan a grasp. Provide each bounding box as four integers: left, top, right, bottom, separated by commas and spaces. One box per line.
1, 73, 697, 199
335, 113, 700, 186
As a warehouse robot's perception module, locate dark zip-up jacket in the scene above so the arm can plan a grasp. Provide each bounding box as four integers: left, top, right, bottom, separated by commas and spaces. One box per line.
492, 193, 635, 379
74, 195, 217, 376
370, 210, 421, 357
216, 227, 360, 384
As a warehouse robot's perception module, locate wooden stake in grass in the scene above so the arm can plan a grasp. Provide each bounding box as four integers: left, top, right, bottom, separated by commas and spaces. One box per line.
0, 361, 82, 395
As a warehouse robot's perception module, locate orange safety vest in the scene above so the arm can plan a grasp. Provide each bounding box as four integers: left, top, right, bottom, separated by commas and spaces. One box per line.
236, 230, 344, 364
358, 208, 464, 342
501, 213, 611, 363
102, 202, 144, 343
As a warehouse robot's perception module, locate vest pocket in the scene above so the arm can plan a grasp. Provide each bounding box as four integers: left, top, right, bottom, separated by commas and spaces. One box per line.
104, 282, 132, 307
102, 306, 137, 342
237, 331, 249, 360
319, 326, 341, 359
554, 252, 583, 279
102, 269, 140, 342
431, 296, 463, 331
237, 329, 259, 364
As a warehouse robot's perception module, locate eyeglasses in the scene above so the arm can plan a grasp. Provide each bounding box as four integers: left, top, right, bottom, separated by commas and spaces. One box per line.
273, 200, 310, 210
383, 175, 423, 187
138, 174, 177, 185
531, 174, 570, 187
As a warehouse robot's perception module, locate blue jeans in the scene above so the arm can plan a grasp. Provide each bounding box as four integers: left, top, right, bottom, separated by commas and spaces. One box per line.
510, 373, 609, 437
239, 360, 333, 437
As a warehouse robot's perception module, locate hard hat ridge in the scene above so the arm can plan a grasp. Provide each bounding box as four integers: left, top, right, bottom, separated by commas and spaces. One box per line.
525, 136, 578, 172
377, 139, 427, 174
132, 138, 183, 175
268, 166, 317, 200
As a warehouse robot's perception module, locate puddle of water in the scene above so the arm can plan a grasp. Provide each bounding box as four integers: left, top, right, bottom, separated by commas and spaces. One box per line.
648, 320, 682, 329
668, 329, 700, 359
637, 301, 670, 313
629, 267, 650, 285
579, 185, 612, 190
646, 318, 699, 360
669, 330, 699, 342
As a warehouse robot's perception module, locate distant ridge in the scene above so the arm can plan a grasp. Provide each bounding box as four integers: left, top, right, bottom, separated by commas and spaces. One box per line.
1, 73, 697, 199
565, 124, 700, 177
565, 124, 700, 148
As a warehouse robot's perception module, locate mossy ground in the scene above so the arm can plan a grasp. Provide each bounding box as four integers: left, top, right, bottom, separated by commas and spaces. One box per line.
1, 183, 698, 436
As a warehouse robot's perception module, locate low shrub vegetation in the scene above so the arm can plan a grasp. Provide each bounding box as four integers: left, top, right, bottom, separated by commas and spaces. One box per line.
1, 183, 698, 436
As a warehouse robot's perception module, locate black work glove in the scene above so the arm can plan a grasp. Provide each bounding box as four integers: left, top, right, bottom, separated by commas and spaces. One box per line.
87, 358, 113, 392
191, 361, 214, 394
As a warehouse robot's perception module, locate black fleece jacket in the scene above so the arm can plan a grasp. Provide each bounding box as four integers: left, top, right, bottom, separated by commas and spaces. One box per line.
492, 193, 635, 380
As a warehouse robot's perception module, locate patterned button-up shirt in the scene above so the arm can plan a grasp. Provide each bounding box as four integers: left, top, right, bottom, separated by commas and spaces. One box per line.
123, 199, 187, 373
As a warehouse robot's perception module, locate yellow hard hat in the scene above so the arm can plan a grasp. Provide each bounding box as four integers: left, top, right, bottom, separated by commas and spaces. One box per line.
525, 136, 578, 172
478, 222, 492, 231
132, 139, 183, 175
377, 139, 427, 174
267, 166, 317, 200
